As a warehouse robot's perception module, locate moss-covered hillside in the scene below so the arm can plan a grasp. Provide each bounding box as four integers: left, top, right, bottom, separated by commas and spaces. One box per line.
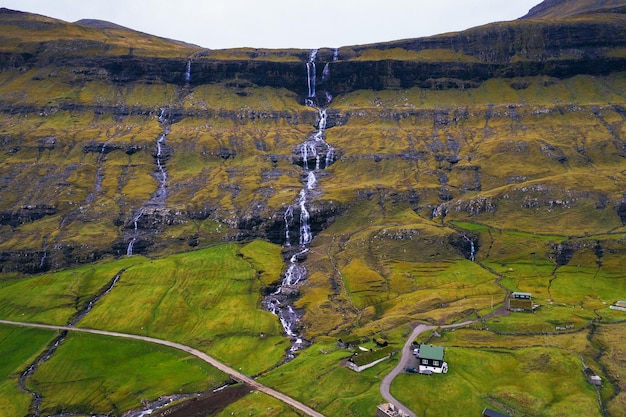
1, 1, 626, 416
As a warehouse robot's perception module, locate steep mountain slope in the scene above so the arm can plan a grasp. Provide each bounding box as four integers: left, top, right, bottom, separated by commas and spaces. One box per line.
0, 4, 623, 271
1, 1, 626, 416
522, 0, 626, 18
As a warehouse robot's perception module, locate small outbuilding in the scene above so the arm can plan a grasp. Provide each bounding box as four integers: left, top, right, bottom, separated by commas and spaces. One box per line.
584, 367, 602, 386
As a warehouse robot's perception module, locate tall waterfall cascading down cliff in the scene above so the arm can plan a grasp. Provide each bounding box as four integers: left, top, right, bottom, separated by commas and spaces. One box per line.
263, 49, 337, 357
126, 108, 170, 256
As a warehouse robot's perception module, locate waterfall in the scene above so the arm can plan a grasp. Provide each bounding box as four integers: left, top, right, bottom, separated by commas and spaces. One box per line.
463, 235, 476, 262
148, 108, 170, 206
306, 49, 318, 100
298, 190, 311, 246
124, 108, 169, 257
263, 48, 337, 358
185, 59, 191, 83
307, 171, 317, 190
126, 211, 142, 256
284, 205, 294, 246
153, 133, 168, 202
322, 63, 330, 82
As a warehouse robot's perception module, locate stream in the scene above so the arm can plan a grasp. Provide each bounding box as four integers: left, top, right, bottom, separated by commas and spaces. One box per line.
18, 272, 125, 417
126, 108, 170, 256
263, 48, 338, 358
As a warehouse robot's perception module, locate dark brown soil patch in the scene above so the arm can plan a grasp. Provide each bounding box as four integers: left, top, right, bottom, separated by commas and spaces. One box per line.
152, 384, 252, 417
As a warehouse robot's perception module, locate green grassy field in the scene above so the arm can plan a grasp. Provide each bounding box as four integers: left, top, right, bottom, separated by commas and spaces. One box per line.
0, 325, 58, 417
28, 332, 228, 416
393, 346, 602, 417
0, 241, 291, 416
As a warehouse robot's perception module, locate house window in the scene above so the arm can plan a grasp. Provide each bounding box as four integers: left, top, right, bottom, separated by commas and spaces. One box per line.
421, 359, 428, 365
433, 361, 440, 366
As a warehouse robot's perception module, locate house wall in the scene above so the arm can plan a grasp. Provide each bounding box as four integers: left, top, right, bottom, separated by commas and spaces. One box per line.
418, 357, 443, 369
347, 354, 392, 372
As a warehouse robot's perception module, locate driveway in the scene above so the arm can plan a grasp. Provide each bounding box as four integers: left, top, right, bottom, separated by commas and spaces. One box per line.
379, 323, 434, 417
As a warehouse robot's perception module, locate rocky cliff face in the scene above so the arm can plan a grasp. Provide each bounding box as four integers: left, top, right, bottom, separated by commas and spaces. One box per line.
0, 4, 625, 273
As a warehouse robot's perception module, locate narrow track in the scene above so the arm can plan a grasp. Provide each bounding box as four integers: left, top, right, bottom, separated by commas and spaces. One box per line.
0, 320, 325, 417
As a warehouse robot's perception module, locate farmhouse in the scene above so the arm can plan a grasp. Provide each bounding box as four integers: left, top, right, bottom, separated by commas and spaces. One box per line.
508, 291, 534, 312
416, 344, 448, 374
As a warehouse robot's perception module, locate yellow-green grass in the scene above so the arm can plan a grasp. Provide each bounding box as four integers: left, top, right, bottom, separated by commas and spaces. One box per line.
0, 257, 144, 325
0, 325, 58, 417
431, 321, 626, 416
595, 322, 626, 417
473, 227, 626, 313
0, 11, 200, 58
487, 304, 596, 333
298, 199, 505, 337
0, 241, 290, 416
198, 48, 302, 62
331, 73, 626, 109
182, 83, 305, 111
28, 332, 228, 416
217, 390, 301, 417
393, 346, 602, 417
240, 240, 284, 287
258, 337, 392, 417
550, 265, 626, 308
78, 243, 288, 375
351, 48, 481, 62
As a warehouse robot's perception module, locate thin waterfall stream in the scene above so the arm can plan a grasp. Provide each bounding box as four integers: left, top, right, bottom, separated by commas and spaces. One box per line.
263, 48, 337, 358
126, 108, 170, 256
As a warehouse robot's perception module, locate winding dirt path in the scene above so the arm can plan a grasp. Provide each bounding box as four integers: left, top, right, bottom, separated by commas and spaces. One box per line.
0, 320, 325, 417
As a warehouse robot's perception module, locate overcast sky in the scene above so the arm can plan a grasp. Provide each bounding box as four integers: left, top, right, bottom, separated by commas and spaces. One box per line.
2, 0, 541, 49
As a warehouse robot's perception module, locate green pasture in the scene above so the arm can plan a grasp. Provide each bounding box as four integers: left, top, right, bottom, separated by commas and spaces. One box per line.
217, 390, 301, 417
259, 337, 391, 417
0, 325, 58, 417
78, 243, 288, 375
28, 332, 228, 416
0, 241, 292, 416
393, 346, 602, 417
594, 322, 626, 417
0, 257, 145, 325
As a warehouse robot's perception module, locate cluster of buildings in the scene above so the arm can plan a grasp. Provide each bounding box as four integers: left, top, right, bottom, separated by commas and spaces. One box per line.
372, 290, 621, 416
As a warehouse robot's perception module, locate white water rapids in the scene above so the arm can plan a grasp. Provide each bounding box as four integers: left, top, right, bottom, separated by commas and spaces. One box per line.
264, 49, 337, 358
